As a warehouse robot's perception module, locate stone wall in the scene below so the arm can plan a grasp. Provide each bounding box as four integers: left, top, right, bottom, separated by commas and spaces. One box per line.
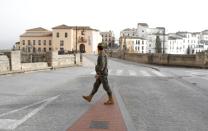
47, 51, 76, 68
21, 53, 47, 63
0, 55, 10, 72
21, 62, 48, 71
108, 51, 208, 68
4, 51, 21, 71
0, 50, 78, 75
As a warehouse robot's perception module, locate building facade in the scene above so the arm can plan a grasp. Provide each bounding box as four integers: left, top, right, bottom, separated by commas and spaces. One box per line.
120, 37, 147, 53
100, 31, 115, 48
17, 24, 102, 54
120, 23, 166, 53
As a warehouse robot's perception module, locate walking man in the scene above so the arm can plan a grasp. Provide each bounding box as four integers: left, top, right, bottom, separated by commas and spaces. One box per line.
83, 43, 114, 105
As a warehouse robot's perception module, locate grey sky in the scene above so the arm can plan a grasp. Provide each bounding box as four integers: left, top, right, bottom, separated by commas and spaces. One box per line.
0, 0, 208, 49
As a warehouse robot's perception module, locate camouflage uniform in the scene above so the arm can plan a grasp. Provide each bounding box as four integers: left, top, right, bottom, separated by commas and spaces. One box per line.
90, 50, 112, 97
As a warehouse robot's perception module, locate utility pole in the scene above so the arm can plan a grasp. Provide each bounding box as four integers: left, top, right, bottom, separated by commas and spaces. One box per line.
163, 28, 165, 54
74, 26, 78, 64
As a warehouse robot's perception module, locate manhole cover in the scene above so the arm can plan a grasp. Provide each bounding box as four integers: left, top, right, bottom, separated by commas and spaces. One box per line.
90, 121, 109, 129
192, 83, 197, 85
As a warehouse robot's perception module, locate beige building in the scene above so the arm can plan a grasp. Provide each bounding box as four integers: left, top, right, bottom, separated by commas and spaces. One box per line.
100, 31, 115, 48
19, 27, 52, 53
17, 24, 102, 54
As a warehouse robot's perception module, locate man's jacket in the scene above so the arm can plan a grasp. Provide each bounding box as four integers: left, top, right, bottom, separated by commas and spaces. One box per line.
95, 50, 108, 76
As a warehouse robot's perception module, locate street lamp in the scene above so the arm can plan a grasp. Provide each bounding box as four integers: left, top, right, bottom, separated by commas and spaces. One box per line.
74, 26, 78, 64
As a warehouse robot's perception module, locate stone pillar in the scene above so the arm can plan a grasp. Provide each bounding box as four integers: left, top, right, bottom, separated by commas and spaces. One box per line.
46, 51, 58, 67
204, 51, 208, 68
9, 51, 21, 71
75, 53, 81, 65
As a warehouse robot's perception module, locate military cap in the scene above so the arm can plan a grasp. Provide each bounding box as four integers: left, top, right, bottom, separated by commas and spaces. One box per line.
98, 42, 104, 47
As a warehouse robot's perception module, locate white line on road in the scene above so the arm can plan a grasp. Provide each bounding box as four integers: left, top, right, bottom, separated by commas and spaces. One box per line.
140, 70, 152, 77
116, 69, 123, 76
128, 70, 137, 76
151, 70, 166, 77
90, 71, 96, 75
0, 95, 59, 130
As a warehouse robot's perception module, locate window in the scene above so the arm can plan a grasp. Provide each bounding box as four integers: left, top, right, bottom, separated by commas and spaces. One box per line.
22, 40, 25, 45
149, 50, 151, 53
138, 47, 140, 50
57, 32, 59, 38
38, 48, 41, 52
33, 47, 36, 53
33, 40, 36, 45
49, 48, 52, 51
142, 46, 144, 50
60, 40, 64, 46
43, 48, 46, 52
135, 47, 137, 50
142, 41, 144, 44
149, 44, 151, 47
28, 47, 31, 52
44, 40, 46, 45
65, 32, 68, 38
28, 40, 31, 45
38, 40, 41, 45
81, 30, 85, 35
138, 40, 140, 44
49, 40, 52, 46
22, 47, 25, 51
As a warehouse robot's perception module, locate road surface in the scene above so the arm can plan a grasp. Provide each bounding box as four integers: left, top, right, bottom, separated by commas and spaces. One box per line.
0, 54, 208, 131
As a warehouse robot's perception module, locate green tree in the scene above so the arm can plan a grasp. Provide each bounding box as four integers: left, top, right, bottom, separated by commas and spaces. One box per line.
155, 36, 162, 53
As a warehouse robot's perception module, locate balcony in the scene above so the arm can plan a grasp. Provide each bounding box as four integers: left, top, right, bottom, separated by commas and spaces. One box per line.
78, 37, 87, 43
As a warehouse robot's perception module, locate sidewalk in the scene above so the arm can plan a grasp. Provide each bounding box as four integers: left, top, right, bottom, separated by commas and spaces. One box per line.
67, 96, 127, 131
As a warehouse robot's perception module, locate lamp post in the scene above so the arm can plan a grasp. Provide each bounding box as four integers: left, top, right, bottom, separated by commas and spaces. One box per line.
74, 26, 78, 64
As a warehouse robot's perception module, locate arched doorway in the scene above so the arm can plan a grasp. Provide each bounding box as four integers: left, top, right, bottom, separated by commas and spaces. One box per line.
80, 44, 85, 53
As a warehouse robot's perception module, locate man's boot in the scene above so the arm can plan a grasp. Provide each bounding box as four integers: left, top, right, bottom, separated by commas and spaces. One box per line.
82, 95, 93, 102
104, 96, 114, 105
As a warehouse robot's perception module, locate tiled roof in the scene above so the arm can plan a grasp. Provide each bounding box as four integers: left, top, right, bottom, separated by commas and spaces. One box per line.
26, 27, 49, 32
138, 23, 148, 27
20, 32, 52, 37
202, 30, 208, 35
52, 24, 98, 31
125, 36, 146, 40
52, 24, 72, 29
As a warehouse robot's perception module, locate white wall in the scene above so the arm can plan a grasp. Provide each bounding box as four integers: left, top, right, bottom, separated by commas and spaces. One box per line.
91, 31, 102, 54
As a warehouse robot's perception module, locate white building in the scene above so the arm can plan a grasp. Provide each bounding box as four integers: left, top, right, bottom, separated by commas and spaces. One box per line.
166, 34, 185, 54
120, 36, 147, 53
176, 32, 200, 54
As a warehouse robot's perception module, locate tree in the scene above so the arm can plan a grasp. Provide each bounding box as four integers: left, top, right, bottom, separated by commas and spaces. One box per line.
155, 36, 162, 53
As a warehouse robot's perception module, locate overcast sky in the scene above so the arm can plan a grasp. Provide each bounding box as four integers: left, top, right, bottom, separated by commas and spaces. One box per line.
0, 0, 208, 49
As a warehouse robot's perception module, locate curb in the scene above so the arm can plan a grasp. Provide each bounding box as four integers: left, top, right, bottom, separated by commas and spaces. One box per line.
113, 87, 137, 131
0, 64, 81, 76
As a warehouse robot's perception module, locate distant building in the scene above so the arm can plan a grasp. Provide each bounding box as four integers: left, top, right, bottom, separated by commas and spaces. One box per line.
166, 34, 184, 54
17, 24, 102, 54
120, 28, 137, 37
100, 31, 115, 48
120, 36, 147, 53
120, 23, 166, 53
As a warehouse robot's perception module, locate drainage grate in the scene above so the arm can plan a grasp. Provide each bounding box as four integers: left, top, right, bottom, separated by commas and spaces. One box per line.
90, 121, 109, 129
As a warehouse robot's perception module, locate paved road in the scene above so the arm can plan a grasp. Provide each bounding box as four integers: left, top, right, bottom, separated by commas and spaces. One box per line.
0, 54, 208, 131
